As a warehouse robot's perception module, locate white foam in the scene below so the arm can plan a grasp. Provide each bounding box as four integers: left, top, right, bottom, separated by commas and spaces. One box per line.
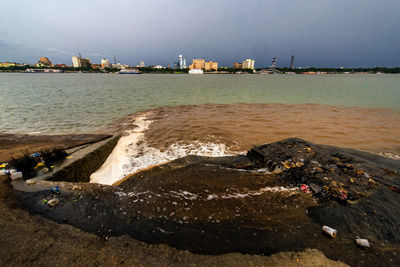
90, 113, 235, 185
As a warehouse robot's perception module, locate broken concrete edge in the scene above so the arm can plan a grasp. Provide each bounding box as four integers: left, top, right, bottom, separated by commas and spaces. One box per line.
10, 134, 121, 192
48, 134, 121, 183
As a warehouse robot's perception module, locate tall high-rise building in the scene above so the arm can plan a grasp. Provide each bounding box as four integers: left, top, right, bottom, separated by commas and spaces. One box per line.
242, 59, 255, 69
272, 58, 277, 69
290, 55, 295, 69
179, 55, 183, 69
72, 56, 91, 68
177, 54, 187, 69
139, 60, 145, 67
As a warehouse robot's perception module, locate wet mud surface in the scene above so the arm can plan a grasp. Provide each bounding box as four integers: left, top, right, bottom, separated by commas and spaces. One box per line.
0, 133, 111, 162
14, 138, 400, 266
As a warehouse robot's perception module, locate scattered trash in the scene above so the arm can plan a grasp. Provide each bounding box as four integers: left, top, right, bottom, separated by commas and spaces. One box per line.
0, 169, 6, 176
356, 238, 370, 248
66, 156, 73, 159
0, 163, 8, 168
368, 178, 376, 185
300, 184, 311, 194
10, 172, 23, 180
5, 169, 17, 175
42, 199, 48, 204
34, 162, 44, 168
51, 186, 60, 194
31, 152, 41, 158
47, 198, 59, 207
322, 225, 337, 238
26, 179, 36, 185
42, 167, 49, 173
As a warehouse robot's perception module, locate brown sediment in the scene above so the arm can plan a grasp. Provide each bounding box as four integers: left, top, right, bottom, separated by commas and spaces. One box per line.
144, 103, 400, 153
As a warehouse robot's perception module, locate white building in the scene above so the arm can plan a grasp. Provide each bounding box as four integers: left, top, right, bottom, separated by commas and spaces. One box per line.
242, 59, 255, 69
72, 56, 81, 68
101, 58, 111, 69
178, 54, 187, 69
72, 56, 91, 68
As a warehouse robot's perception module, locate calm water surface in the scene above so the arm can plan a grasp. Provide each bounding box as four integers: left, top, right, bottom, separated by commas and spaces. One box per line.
0, 73, 399, 134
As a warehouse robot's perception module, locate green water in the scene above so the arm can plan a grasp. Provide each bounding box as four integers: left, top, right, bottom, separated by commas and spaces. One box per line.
0, 73, 399, 134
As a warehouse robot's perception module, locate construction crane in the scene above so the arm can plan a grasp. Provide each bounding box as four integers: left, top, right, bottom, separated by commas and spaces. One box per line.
113, 55, 118, 64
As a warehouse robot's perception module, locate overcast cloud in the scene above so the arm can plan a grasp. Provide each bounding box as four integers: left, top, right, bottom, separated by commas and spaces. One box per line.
1, 0, 399, 67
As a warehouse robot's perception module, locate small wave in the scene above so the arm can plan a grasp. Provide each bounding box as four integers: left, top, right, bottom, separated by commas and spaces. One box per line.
90, 113, 235, 185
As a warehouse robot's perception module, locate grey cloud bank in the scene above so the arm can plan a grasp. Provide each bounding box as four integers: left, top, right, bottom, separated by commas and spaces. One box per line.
1, 0, 399, 67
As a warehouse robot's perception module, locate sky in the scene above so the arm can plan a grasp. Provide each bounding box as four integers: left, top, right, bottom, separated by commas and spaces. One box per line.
1, 0, 399, 68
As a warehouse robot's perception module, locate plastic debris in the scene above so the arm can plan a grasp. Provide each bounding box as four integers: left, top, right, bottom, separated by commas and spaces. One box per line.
10, 172, 23, 180
47, 198, 59, 207
42, 167, 49, 173
34, 162, 44, 168
300, 184, 311, 194
0, 163, 7, 168
51, 186, 60, 194
322, 225, 337, 238
31, 152, 41, 158
66, 156, 73, 159
355, 238, 370, 248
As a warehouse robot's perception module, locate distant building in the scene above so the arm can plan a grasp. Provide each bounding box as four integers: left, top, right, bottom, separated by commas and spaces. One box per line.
290, 55, 295, 69
112, 63, 129, 69
101, 58, 111, 69
242, 59, 255, 69
91, 64, 101, 69
139, 60, 145, 67
204, 61, 218, 71
39, 57, 53, 67
272, 58, 277, 69
0, 62, 20, 68
72, 56, 91, 68
178, 54, 187, 69
55, 64, 67, 68
233, 62, 242, 69
170, 62, 179, 69
189, 59, 205, 70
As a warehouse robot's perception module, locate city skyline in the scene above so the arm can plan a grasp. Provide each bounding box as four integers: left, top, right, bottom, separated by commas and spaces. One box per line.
1, 0, 400, 67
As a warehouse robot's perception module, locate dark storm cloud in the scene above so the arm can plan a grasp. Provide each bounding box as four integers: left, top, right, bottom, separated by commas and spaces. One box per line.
1, 0, 399, 67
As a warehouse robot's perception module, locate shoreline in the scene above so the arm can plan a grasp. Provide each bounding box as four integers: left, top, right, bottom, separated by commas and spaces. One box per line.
2, 136, 400, 265
0, 134, 352, 266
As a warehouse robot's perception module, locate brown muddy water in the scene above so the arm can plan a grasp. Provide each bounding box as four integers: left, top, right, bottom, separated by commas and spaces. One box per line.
146, 103, 400, 154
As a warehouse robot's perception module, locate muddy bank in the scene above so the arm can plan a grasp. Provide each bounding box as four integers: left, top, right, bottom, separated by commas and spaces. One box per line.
1, 134, 350, 266
15, 138, 400, 266
0, 133, 112, 163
